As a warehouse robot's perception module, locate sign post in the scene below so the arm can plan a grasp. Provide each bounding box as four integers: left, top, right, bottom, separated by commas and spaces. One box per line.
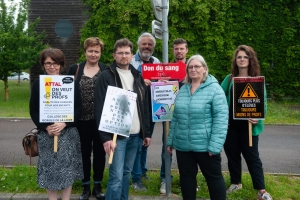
233, 76, 265, 146
151, 0, 171, 196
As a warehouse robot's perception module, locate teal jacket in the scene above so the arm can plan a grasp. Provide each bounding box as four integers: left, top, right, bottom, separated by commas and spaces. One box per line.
167, 75, 228, 155
220, 74, 267, 136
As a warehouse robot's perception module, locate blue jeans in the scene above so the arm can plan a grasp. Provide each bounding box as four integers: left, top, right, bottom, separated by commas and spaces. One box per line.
160, 122, 173, 182
131, 120, 155, 183
105, 134, 139, 200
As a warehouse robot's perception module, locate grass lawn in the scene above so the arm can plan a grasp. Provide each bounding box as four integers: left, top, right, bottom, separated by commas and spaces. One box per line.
0, 167, 300, 199
0, 80, 30, 117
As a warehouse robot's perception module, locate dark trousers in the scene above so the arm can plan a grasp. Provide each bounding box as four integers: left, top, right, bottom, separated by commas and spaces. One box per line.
224, 124, 265, 190
176, 151, 226, 200
77, 120, 106, 183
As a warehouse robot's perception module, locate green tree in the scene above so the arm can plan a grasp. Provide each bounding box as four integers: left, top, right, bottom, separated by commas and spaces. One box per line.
80, 0, 233, 80
80, 0, 300, 98
0, 0, 47, 100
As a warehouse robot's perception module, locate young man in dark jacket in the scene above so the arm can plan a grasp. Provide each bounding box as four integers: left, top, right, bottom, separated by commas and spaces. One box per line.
94, 38, 151, 200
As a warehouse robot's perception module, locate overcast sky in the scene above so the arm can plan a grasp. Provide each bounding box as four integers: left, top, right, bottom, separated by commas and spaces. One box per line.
4, 0, 21, 7
4, 0, 27, 27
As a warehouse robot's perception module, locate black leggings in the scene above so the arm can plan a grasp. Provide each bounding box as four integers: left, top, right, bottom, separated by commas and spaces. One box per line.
77, 120, 106, 183
176, 151, 226, 200
224, 123, 265, 190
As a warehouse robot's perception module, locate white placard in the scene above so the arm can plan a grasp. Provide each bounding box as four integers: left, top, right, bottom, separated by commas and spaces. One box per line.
39, 75, 75, 123
99, 86, 137, 137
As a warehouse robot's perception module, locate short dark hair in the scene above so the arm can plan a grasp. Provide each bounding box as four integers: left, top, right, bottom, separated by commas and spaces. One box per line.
173, 38, 188, 48
39, 48, 65, 73
84, 37, 104, 52
113, 38, 134, 53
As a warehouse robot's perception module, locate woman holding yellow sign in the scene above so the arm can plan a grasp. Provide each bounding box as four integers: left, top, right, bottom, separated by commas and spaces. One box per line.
30, 48, 83, 200
221, 45, 272, 200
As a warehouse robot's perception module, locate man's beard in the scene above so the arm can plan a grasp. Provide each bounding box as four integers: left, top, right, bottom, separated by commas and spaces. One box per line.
176, 54, 184, 61
139, 49, 153, 61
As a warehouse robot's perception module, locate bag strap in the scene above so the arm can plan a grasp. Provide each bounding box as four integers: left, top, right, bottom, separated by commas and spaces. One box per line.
75, 64, 80, 80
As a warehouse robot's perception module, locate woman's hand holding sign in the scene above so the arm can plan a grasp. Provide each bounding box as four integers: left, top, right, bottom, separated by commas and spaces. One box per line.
248, 118, 258, 124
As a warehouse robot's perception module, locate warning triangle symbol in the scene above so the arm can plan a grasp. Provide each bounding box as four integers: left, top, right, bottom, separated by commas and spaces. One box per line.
240, 83, 258, 98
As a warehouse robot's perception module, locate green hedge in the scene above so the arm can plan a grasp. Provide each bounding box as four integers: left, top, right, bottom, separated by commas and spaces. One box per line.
80, 0, 300, 99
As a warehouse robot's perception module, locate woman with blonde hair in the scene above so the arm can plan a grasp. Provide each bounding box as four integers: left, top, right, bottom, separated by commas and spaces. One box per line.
167, 54, 228, 200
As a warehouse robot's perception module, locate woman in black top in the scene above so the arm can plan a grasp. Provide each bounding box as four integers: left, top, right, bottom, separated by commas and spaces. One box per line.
68, 37, 107, 200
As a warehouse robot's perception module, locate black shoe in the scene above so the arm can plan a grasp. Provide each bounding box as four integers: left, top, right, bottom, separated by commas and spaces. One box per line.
92, 183, 105, 200
79, 184, 91, 200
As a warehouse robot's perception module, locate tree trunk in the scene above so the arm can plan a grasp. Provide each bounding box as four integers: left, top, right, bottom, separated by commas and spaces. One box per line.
4, 80, 9, 101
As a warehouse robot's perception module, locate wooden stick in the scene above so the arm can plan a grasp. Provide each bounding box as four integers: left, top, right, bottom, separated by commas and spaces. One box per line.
248, 121, 252, 147
108, 133, 117, 164
54, 135, 58, 152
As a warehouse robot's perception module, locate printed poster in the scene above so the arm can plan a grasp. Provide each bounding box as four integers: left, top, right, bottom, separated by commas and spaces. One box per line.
233, 76, 265, 119
99, 86, 137, 137
151, 81, 179, 122
39, 75, 75, 122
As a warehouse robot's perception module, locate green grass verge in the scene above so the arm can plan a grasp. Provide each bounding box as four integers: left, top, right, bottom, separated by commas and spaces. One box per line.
0, 80, 30, 117
0, 166, 300, 199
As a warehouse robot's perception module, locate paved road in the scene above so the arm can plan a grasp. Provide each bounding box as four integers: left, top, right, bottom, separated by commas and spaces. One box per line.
0, 118, 299, 174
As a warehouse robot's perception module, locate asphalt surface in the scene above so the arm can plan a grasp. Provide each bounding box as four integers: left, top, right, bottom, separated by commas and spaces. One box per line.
0, 118, 299, 199
1, 118, 299, 174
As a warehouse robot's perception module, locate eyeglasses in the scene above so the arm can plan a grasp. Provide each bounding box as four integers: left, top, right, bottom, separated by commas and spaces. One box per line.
115, 52, 132, 56
237, 56, 249, 59
187, 65, 203, 70
44, 62, 60, 67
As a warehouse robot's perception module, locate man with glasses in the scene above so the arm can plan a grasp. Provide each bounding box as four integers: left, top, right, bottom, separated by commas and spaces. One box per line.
130, 32, 160, 192
94, 38, 151, 200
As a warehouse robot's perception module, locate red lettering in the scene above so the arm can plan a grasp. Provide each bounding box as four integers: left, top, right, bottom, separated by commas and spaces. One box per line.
44, 82, 62, 86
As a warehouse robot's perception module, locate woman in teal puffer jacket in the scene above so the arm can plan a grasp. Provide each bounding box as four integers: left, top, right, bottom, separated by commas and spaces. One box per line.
167, 54, 228, 200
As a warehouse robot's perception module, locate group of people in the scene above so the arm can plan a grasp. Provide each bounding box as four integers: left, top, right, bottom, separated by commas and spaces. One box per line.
29, 31, 272, 200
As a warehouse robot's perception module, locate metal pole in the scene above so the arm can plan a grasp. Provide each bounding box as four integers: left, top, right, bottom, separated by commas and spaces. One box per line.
162, 0, 171, 197
162, 0, 168, 63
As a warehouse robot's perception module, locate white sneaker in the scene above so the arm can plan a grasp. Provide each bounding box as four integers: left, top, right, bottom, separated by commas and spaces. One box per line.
226, 183, 242, 194
160, 182, 166, 194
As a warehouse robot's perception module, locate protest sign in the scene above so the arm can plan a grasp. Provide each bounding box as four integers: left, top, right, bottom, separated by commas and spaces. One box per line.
39, 75, 75, 152
142, 61, 186, 81
98, 86, 137, 137
151, 81, 179, 122
233, 76, 265, 120
39, 75, 75, 123
233, 76, 265, 146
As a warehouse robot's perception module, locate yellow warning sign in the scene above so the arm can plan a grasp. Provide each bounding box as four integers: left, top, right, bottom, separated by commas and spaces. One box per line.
240, 83, 258, 99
